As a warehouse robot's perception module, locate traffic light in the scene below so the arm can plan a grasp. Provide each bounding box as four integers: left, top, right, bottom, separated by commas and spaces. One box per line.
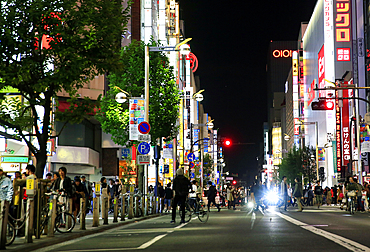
232, 180, 237, 185
223, 139, 232, 147
311, 100, 334, 110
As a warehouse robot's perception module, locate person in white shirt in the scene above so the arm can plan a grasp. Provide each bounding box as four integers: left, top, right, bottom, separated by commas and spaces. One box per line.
189, 180, 199, 211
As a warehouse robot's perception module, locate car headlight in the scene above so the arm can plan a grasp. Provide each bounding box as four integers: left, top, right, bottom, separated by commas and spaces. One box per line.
247, 202, 254, 208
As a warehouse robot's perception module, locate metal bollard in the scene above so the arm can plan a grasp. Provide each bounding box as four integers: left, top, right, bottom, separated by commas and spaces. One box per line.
67, 198, 73, 229
92, 197, 99, 227
47, 197, 57, 237
128, 187, 134, 219
102, 188, 108, 225
0, 201, 10, 249
113, 197, 118, 223
141, 196, 145, 217
120, 190, 126, 221
156, 197, 159, 214
80, 197, 86, 230
25, 197, 34, 243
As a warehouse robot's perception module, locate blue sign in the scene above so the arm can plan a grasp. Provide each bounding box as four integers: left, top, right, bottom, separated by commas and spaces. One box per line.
138, 142, 150, 155
187, 153, 195, 162
121, 148, 131, 159
190, 173, 195, 179
190, 162, 195, 169
164, 165, 169, 174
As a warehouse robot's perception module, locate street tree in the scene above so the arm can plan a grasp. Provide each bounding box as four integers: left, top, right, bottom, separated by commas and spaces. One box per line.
278, 146, 316, 185
203, 153, 214, 180
97, 39, 180, 146
0, 0, 130, 177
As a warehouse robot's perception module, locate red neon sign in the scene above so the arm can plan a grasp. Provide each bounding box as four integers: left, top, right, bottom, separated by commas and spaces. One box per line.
272, 50, 293, 58
318, 45, 325, 98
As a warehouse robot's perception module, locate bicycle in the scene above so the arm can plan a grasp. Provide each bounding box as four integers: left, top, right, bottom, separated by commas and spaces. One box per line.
183, 197, 209, 223
6, 203, 31, 246
347, 191, 357, 215
36, 191, 76, 237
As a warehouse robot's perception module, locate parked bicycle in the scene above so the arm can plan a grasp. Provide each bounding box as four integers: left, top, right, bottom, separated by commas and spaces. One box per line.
36, 191, 76, 237
6, 206, 30, 246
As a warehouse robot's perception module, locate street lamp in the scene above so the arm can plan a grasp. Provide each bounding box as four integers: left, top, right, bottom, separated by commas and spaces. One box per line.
296, 120, 319, 181
143, 38, 192, 213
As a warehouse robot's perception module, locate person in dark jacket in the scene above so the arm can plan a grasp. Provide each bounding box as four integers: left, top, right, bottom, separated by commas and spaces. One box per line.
207, 181, 220, 212
164, 183, 173, 212
293, 177, 303, 212
171, 169, 190, 224
53, 167, 73, 198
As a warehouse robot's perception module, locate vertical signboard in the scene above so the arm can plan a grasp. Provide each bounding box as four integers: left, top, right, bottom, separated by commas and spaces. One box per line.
334, 0, 353, 79
342, 88, 350, 168
335, 91, 342, 172
318, 45, 325, 98
129, 98, 145, 140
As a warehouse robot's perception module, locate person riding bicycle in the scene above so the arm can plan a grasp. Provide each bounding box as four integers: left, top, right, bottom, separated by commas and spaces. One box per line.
189, 180, 199, 212
171, 169, 191, 224
344, 176, 358, 211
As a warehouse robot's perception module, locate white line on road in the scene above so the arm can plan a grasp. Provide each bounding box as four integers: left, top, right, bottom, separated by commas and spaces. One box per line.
276, 212, 370, 252
36, 218, 189, 252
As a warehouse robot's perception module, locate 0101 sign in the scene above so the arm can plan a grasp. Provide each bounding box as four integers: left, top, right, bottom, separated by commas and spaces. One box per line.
272, 50, 293, 58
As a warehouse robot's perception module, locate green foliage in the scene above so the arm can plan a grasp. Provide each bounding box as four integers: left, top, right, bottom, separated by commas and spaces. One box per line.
278, 146, 316, 185
97, 39, 180, 146
203, 153, 214, 179
0, 0, 131, 176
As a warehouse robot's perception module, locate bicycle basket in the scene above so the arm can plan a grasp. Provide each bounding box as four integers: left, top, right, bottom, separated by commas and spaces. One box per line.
347, 191, 356, 197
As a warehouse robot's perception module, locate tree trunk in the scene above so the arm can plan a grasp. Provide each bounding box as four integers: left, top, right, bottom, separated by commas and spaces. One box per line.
35, 152, 47, 178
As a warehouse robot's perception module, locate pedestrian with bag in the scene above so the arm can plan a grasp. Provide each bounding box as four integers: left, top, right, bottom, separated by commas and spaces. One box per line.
171, 169, 190, 224
207, 181, 220, 212
293, 177, 303, 212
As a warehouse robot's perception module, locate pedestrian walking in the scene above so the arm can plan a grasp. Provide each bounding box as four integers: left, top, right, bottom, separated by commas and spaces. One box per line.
164, 183, 173, 212
207, 181, 220, 212
280, 176, 289, 211
171, 169, 190, 224
227, 184, 235, 210
314, 181, 323, 208
293, 177, 303, 212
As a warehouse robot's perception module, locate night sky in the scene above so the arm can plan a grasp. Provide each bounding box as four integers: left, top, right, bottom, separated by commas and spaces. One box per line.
180, 0, 317, 181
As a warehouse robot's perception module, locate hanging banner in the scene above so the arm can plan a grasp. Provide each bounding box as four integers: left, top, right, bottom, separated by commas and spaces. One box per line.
129, 98, 145, 140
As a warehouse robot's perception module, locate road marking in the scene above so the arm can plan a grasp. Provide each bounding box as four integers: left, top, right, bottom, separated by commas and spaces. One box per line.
137, 234, 168, 249
277, 212, 370, 252
36, 217, 189, 252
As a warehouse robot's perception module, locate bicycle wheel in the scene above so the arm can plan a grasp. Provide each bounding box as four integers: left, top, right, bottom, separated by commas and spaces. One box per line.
5, 222, 15, 246
350, 200, 355, 214
198, 205, 209, 223
184, 203, 192, 222
55, 213, 75, 233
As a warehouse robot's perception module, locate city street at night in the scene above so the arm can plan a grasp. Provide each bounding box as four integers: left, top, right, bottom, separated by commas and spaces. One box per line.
27, 206, 370, 252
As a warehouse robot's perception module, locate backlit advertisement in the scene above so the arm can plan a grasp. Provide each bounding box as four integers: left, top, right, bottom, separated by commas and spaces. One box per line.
318, 45, 325, 98
334, 0, 353, 78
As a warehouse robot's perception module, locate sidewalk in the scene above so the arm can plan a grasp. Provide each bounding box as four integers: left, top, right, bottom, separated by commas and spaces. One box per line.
5, 212, 160, 252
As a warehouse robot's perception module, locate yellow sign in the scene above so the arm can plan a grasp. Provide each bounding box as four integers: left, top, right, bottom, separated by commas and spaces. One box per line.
26, 179, 34, 190
95, 183, 101, 193
292, 59, 298, 76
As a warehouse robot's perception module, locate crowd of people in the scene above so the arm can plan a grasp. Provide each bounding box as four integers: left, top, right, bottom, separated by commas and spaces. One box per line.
279, 175, 370, 213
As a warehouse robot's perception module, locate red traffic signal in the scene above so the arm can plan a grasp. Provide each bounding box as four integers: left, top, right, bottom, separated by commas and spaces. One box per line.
224, 139, 232, 147
232, 180, 237, 185
311, 100, 334, 110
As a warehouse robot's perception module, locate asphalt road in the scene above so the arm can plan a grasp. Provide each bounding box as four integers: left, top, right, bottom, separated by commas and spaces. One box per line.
33, 205, 370, 252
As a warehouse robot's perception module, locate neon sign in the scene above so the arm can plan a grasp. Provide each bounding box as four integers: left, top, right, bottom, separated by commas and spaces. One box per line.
272, 50, 293, 58
335, 1, 351, 42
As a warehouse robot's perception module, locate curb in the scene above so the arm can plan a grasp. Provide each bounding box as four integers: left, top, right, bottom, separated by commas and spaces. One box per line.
10, 214, 161, 252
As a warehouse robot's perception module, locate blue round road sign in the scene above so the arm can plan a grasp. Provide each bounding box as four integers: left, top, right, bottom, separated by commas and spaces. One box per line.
138, 121, 151, 134
187, 153, 195, 162
138, 142, 150, 155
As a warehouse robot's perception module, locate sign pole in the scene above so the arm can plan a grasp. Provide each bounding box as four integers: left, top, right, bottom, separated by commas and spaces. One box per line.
144, 46, 149, 215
